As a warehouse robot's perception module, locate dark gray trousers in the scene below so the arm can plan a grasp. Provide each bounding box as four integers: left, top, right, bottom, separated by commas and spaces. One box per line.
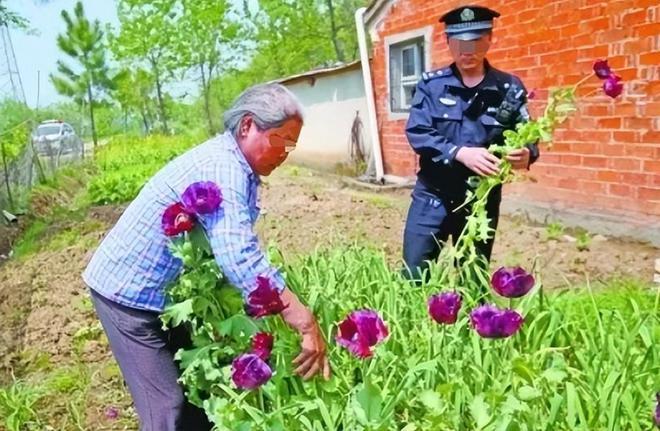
90, 289, 212, 431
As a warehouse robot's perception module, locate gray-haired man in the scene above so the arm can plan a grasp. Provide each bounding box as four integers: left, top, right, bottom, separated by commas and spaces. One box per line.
84, 83, 331, 430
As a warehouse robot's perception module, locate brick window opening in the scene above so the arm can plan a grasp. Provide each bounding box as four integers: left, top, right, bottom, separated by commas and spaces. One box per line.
389, 37, 425, 113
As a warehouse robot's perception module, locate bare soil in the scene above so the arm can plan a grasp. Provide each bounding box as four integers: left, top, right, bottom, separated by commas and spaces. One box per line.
256, 167, 657, 287
0, 221, 22, 260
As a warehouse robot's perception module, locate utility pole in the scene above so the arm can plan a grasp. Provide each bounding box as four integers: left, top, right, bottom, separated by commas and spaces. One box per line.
0, 22, 26, 103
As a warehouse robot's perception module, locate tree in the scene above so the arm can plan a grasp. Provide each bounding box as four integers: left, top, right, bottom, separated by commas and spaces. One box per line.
106, 0, 369, 136
0, 100, 33, 211
111, 0, 180, 133
113, 67, 156, 133
50, 1, 114, 150
1, 1, 57, 31
252, 0, 335, 77
251, 0, 368, 75
174, 0, 242, 134
203, 0, 368, 117
326, 0, 367, 61
0, 0, 29, 29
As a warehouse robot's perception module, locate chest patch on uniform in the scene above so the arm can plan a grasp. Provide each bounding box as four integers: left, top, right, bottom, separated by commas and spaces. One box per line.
439, 97, 457, 106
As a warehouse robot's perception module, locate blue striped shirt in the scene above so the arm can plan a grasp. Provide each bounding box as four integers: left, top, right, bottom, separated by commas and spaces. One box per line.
83, 132, 285, 312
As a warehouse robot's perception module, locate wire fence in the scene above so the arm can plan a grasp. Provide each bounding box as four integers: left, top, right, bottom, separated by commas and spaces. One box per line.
0, 121, 84, 215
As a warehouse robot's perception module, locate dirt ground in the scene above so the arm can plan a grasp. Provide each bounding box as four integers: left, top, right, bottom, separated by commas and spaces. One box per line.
0, 166, 657, 429
256, 166, 657, 287
0, 222, 22, 260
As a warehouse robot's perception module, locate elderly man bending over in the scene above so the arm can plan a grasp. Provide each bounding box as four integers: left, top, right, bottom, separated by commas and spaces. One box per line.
83, 83, 330, 430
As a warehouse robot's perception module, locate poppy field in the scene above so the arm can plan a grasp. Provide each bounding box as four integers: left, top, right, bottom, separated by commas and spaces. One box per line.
160, 232, 659, 430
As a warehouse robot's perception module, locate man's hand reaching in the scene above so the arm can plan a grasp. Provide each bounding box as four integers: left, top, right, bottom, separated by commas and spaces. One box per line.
280, 288, 331, 380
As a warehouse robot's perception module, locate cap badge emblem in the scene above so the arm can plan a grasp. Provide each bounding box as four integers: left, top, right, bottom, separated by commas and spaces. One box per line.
461, 8, 475, 21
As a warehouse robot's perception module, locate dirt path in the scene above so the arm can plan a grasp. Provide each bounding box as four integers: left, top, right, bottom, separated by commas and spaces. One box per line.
0, 166, 656, 429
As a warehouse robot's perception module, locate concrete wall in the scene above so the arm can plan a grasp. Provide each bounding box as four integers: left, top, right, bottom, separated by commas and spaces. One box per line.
282, 67, 372, 171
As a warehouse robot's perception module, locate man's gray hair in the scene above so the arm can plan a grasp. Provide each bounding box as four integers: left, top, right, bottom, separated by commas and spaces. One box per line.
223, 83, 304, 137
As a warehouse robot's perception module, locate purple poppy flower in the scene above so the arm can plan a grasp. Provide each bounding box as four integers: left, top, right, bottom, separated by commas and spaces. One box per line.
162, 202, 195, 236
245, 276, 288, 318
527, 89, 537, 100
104, 406, 119, 420
182, 181, 223, 214
428, 292, 462, 325
251, 332, 274, 361
593, 59, 611, 79
491, 266, 535, 298
232, 353, 273, 390
470, 305, 524, 339
336, 309, 388, 358
655, 392, 660, 427
603, 74, 623, 98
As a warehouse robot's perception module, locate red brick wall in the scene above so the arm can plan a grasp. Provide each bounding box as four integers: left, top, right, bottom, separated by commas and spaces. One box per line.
369, 0, 660, 216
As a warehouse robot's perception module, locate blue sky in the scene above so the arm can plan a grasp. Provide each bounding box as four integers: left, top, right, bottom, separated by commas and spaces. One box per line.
7, 0, 119, 107
7, 0, 259, 108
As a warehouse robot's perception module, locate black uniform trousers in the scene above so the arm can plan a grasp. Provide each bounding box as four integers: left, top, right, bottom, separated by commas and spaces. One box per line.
402, 178, 500, 281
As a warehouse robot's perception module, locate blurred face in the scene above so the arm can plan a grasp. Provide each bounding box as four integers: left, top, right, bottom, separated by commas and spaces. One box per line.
238, 115, 302, 176
447, 33, 492, 72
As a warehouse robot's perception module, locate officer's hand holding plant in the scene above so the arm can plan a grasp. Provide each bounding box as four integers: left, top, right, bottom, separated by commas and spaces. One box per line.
504, 147, 530, 170
455, 147, 502, 176
450, 59, 625, 290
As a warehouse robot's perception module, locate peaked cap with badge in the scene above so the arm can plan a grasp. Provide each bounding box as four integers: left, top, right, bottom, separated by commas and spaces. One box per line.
406, 4, 537, 183
440, 5, 500, 41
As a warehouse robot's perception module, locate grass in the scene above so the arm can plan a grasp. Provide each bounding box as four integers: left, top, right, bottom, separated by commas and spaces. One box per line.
11, 211, 105, 260
1, 325, 131, 430
28, 164, 94, 216
349, 190, 405, 211
11, 220, 49, 259
555, 278, 660, 320
576, 230, 591, 251
44, 365, 90, 395
1, 355, 137, 431
87, 133, 201, 205
0, 378, 43, 431
72, 322, 104, 356
45, 219, 105, 252
9, 162, 95, 260
333, 161, 367, 177
2, 245, 657, 430
16, 350, 53, 376
544, 221, 565, 241
365, 194, 394, 209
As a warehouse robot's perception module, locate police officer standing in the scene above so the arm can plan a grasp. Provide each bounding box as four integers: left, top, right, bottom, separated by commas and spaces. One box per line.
403, 5, 540, 280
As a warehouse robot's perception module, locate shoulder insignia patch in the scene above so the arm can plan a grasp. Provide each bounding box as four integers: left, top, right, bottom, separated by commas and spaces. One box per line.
422, 67, 452, 82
